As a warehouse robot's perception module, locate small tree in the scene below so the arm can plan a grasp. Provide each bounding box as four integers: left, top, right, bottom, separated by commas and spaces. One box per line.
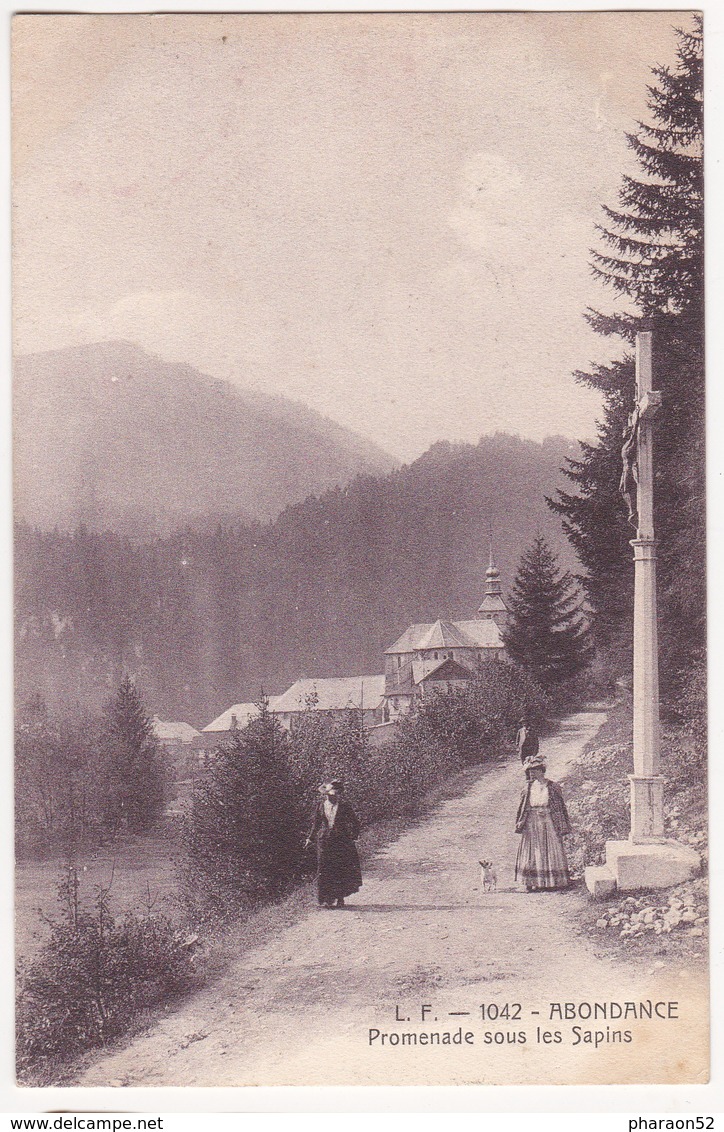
104, 677, 166, 833
183, 698, 303, 921
15, 696, 110, 856
503, 536, 592, 692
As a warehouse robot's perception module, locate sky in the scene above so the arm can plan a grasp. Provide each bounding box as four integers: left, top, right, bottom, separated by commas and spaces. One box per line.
12, 12, 691, 462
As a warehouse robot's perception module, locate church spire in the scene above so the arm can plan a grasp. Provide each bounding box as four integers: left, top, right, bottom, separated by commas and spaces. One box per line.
476, 524, 508, 623
485, 525, 502, 597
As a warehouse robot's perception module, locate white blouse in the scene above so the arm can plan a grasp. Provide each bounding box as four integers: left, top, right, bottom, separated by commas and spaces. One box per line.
323, 798, 339, 827
529, 780, 549, 807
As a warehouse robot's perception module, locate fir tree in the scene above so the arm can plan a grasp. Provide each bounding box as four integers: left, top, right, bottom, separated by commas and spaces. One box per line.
503, 536, 591, 691
549, 17, 704, 689
183, 697, 303, 919
104, 677, 166, 832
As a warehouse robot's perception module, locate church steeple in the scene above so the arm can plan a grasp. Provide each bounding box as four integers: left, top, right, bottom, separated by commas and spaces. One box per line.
475, 528, 509, 624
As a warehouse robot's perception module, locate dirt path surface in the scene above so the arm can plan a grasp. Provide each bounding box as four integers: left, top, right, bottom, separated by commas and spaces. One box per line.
80, 712, 708, 1087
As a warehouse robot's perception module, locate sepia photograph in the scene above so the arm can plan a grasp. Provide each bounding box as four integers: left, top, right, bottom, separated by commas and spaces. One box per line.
11, 10, 707, 1090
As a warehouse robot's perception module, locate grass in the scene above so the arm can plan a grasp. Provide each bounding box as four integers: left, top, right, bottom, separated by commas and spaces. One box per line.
16, 831, 179, 962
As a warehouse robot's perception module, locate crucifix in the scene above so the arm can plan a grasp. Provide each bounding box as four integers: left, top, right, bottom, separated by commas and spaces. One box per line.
625, 331, 664, 841
586, 330, 699, 893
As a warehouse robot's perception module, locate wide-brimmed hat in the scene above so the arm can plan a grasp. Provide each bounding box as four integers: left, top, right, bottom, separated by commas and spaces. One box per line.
319, 779, 344, 794
523, 753, 546, 772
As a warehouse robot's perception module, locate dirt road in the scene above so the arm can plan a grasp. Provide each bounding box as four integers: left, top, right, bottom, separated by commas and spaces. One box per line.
80, 712, 708, 1087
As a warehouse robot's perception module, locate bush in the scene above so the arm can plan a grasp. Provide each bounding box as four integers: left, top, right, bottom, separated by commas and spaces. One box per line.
393, 659, 550, 768
286, 707, 369, 815
182, 701, 305, 923
16, 867, 199, 1083
15, 698, 111, 857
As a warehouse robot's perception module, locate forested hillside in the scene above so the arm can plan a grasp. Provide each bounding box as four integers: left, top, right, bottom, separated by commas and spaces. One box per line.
15, 433, 578, 725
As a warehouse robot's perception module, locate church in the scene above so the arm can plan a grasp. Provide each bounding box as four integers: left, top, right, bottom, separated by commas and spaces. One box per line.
381, 551, 509, 721
196, 550, 510, 740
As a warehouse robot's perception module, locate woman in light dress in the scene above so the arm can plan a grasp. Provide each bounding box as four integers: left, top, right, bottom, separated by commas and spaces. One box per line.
515, 753, 571, 892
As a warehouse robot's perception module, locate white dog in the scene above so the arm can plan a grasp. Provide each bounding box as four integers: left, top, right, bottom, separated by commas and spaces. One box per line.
479, 859, 497, 892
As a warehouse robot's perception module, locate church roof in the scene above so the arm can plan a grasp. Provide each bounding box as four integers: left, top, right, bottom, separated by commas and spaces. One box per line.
273, 676, 385, 714
386, 617, 503, 654
203, 698, 280, 733
412, 657, 473, 684
477, 594, 508, 613
454, 619, 505, 647
417, 619, 477, 649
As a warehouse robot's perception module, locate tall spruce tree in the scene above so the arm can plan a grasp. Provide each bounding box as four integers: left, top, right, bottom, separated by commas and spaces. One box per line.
104, 676, 166, 832
503, 536, 591, 691
549, 17, 704, 693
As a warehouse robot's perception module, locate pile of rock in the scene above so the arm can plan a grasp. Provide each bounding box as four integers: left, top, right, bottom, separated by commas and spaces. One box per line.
593, 878, 708, 940
665, 813, 708, 861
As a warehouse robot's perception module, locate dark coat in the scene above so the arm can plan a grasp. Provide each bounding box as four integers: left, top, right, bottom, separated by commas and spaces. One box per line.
308, 797, 362, 902
515, 778, 570, 838
516, 726, 540, 763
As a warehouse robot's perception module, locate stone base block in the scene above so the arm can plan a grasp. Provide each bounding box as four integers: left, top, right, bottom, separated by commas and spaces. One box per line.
604, 839, 700, 892
584, 864, 617, 898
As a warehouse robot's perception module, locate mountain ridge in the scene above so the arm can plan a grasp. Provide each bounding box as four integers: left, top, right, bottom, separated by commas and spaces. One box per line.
14, 341, 399, 538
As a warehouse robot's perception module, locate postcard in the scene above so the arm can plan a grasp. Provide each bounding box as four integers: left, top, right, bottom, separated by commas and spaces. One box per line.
12, 11, 707, 1088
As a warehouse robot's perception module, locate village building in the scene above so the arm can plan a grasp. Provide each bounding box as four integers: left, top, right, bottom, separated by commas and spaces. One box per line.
152, 717, 203, 782
200, 697, 281, 746
152, 716, 201, 751
272, 676, 385, 731
382, 551, 509, 720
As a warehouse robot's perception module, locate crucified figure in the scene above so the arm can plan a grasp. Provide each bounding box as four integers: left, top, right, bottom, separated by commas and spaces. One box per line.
619, 404, 640, 529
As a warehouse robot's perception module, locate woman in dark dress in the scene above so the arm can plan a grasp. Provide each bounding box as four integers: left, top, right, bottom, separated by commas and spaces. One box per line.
305, 779, 362, 908
515, 754, 571, 891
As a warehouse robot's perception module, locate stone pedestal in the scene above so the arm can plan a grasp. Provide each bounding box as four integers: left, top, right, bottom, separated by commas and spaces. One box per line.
629, 774, 665, 841
584, 864, 617, 899
585, 839, 700, 895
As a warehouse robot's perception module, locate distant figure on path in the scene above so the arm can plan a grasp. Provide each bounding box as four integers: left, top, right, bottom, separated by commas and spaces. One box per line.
516, 715, 539, 763
305, 779, 362, 909
515, 754, 571, 892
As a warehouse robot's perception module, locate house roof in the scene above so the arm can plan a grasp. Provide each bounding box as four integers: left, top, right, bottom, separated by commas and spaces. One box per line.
203, 698, 280, 733
152, 717, 201, 743
273, 676, 385, 714
386, 617, 504, 654
385, 623, 436, 655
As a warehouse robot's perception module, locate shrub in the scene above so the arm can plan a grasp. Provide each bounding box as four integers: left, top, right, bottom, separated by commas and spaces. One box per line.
286, 707, 370, 817
393, 659, 550, 769
182, 701, 305, 923
16, 867, 199, 1083
15, 698, 111, 857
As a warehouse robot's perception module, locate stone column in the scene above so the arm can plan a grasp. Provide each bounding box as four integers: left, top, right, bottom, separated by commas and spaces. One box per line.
629, 537, 665, 841
584, 330, 700, 896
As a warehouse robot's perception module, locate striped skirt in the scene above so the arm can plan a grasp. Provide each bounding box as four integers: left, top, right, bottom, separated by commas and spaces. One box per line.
515, 806, 570, 890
